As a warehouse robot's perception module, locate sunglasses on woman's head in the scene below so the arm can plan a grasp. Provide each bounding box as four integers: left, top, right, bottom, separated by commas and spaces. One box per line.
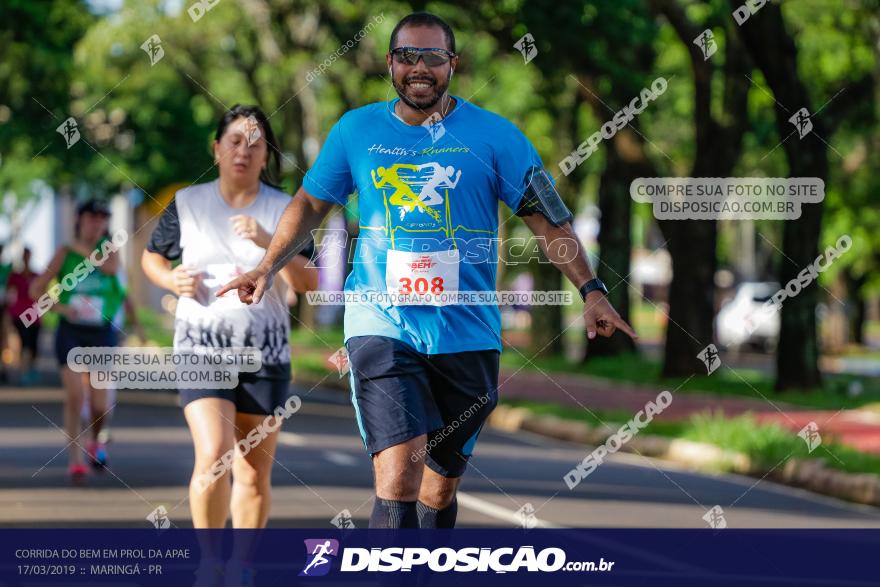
391, 47, 455, 66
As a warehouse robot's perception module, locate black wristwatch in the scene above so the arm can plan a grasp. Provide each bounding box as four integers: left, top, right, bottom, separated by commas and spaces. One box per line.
579, 278, 608, 301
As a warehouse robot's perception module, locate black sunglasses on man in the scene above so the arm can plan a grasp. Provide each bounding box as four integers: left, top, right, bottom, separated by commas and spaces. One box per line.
391, 46, 455, 66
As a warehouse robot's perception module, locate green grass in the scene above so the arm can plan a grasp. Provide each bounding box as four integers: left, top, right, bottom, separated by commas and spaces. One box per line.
682, 412, 804, 470
289, 325, 344, 349
502, 398, 687, 437
502, 399, 880, 477
289, 325, 344, 380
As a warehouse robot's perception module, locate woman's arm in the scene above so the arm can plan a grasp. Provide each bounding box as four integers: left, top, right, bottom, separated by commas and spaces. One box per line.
141, 250, 200, 298
141, 250, 175, 292
28, 247, 66, 300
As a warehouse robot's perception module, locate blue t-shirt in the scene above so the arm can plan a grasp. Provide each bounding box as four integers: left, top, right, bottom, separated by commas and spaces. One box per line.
303, 96, 545, 354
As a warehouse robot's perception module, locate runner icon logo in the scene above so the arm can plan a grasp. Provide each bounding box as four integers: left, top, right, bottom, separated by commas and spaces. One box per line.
798, 422, 822, 453
300, 539, 339, 577
514, 33, 538, 64
702, 505, 727, 529
422, 112, 445, 143
328, 347, 350, 378
146, 506, 170, 530
330, 510, 356, 530
243, 114, 262, 146
56, 117, 80, 149
140, 34, 165, 66
693, 29, 716, 60
789, 107, 813, 139
697, 344, 721, 375
516, 503, 537, 529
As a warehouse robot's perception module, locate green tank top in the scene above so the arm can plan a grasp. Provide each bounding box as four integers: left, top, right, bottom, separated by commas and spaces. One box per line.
57, 241, 125, 326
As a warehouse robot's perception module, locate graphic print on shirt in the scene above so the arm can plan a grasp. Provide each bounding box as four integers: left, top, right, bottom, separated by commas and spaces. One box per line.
157, 180, 295, 367
175, 317, 290, 364
369, 162, 470, 248
301, 98, 549, 353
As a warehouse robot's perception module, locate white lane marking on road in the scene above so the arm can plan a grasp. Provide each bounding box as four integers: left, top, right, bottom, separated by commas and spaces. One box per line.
324, 451, 358, 466
277, 432, 308, 446
456, 492, 564, 528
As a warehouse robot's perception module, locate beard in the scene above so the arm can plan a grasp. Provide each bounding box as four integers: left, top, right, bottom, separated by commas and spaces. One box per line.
392, 70, 451, 110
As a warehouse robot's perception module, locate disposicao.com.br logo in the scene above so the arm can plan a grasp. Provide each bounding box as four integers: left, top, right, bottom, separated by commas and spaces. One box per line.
298, 540, 613, 575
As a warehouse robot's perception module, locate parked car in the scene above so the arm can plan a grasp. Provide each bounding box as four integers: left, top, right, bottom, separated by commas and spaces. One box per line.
716, 282, 781, 352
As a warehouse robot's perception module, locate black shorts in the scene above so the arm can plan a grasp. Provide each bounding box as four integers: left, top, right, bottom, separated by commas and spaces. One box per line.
13, 317, 40, 355
55, 319, 118, 366
346, 335, 500, 478
179, 369, 293, 416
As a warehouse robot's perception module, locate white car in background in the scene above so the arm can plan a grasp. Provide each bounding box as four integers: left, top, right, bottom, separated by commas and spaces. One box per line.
716, 282, 781, 352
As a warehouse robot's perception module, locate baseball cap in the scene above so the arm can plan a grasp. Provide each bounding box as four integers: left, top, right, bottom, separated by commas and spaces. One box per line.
76, 199, 111, 217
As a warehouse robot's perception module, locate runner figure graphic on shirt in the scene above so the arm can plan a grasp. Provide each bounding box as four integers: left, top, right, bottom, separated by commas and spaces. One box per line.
371, 163, 442, 222
416, 162, 460, 206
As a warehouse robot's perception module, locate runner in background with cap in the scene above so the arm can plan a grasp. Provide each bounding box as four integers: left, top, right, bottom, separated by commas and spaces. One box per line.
29, 199, 126, 484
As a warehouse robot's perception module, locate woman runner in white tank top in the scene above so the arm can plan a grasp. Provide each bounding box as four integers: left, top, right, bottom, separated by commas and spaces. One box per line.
142, 106, 317, 542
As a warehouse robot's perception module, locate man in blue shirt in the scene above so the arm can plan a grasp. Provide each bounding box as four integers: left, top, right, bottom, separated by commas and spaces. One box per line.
219, 12, 637, 528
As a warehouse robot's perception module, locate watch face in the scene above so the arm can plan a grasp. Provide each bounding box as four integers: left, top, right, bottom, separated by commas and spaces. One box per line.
580, 279, 607, 300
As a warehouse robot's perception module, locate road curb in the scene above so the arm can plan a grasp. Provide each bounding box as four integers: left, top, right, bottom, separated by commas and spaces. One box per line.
488, 404, 880, 509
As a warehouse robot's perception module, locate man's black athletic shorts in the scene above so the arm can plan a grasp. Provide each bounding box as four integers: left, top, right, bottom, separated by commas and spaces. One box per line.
345, 335, 500, 478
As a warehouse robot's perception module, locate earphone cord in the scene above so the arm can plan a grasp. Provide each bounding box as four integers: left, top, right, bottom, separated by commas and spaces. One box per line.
393, 93, 452, 121
391, 71, 454, 122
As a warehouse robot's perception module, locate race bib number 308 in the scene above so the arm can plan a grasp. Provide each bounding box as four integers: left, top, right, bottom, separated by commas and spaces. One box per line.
385, 249, 459, 306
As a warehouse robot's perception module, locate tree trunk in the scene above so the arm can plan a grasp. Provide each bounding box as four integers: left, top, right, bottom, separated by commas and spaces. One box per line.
844, 269, 867, 345
587, 132, 642, 357
658, 220, 718, 374
731, 0, 826, 390
651, 0, 751, 376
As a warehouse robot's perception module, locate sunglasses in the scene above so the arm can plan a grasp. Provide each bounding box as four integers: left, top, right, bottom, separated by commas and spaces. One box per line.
391, 47, 455, 67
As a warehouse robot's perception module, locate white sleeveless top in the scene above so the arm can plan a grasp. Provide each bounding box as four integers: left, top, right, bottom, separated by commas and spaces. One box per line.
172, 180, 291, 371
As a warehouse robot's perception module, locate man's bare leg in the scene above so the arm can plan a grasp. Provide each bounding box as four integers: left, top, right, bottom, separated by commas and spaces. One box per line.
417, 466, 460, 528
369, 435, 426, 528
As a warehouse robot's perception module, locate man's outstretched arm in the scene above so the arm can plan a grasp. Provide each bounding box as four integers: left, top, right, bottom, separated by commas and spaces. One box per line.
521, 214, 638, 341
217, 187, 336, 304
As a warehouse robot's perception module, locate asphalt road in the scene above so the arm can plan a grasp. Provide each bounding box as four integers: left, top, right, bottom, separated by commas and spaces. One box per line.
2, 384, 880, 529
